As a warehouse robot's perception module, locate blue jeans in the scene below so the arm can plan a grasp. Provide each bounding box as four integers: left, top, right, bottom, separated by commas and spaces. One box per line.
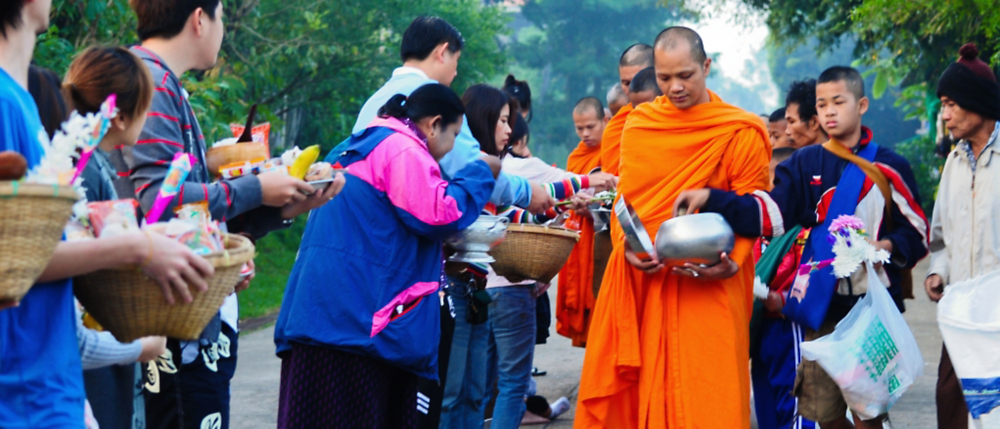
439, 277, 490, 429
483, 286, 536, 429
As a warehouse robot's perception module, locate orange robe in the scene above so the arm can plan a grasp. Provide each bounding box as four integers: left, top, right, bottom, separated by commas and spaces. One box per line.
556, 141, 603, 347
575, 92, 771, 429
601, 104, 634, 253
600, 103, 633, 177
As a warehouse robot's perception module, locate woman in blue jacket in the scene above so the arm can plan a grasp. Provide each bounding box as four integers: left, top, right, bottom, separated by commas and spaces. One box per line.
274, 83, 496, 428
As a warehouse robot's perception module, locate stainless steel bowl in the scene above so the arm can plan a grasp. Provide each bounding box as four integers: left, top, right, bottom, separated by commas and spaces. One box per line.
654, 213, 734, 266
614, 197, 655, 260
446, 215, 509, 263
589, 202, 613, 233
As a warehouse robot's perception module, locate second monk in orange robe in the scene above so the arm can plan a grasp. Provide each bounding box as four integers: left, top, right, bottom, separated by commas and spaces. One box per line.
576, 27, 771, 429
557, 97, 607, 347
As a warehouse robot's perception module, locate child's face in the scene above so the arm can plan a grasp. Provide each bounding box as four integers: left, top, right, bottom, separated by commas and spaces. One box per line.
426, 117, 462, 162
816, 81, 868, 140
767, 119, 791, 148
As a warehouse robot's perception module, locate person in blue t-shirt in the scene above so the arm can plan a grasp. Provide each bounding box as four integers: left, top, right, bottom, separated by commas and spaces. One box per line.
0, 2, 216, 427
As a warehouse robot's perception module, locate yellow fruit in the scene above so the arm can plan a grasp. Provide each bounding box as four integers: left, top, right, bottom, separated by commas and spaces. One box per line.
289, 145, 320, 179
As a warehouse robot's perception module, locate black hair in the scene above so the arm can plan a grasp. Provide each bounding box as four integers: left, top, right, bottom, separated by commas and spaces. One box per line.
400, 16, 465, 62
654, 26, 707, 64
130, 0, 220, 41
377, 83, 465, 130
526, 396, 550, 416
629, 67, 661, 95
502, 74, 532, 120
817, 66, 865, 100
619, 43, 654, 68
1, 0, 26, 38
462, 84, 516, 157
574, 97, 606, 121
509, 112, 529, 146
27, 66, 70, 139
785, 79, 818, 122
769, 107, 787, 123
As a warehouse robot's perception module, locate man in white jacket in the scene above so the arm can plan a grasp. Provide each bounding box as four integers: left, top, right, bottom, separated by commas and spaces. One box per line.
926, 42, 1000, 429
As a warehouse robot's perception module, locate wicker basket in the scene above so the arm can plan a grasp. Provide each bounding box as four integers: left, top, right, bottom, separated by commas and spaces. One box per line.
74, 233, 255, 342
490, 224, 580, 283
0, 181, 79, 302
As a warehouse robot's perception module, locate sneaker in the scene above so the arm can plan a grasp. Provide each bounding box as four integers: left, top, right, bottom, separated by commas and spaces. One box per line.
531, 367, 547, 376
549, 397, 571, 419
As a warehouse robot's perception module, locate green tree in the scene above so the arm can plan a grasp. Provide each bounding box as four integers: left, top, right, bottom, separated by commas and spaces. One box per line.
509, 0, 692, 166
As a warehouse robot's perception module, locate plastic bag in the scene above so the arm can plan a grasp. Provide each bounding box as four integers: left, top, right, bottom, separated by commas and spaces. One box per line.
938, 268, 1000, 425
799, 261, 924, 420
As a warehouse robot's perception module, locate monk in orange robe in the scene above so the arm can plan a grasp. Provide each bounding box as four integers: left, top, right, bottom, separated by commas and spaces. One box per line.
556, 97, 608, 347
576, 27, 771, 429
602, 43, 653, 176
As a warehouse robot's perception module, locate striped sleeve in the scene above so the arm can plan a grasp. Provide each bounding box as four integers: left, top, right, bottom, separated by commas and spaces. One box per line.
123, 71, 263, 223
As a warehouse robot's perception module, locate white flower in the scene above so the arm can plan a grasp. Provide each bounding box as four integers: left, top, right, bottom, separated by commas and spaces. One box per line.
753, 276, 769, 300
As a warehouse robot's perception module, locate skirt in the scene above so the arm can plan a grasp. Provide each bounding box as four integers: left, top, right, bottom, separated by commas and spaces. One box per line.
277, 342, 419, 429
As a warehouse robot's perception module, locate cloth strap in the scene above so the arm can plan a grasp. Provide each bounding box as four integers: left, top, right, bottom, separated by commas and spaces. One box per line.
822, 141, 914, 299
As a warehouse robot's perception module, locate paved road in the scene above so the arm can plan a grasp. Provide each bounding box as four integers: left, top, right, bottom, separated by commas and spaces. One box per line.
231, 259, 941, 428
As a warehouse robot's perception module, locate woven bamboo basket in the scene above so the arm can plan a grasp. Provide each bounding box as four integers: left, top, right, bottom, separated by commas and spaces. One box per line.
74, 233, 255, 342
0, 181, 79, 302
490, 224, 580, 283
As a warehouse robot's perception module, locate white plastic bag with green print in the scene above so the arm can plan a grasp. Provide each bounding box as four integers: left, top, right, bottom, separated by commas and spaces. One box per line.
800, 261, 924, 420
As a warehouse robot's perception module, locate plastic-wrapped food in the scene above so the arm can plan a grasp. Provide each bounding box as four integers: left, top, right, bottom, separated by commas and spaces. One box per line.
161, 202, 225, 255
87, 199, 140, 238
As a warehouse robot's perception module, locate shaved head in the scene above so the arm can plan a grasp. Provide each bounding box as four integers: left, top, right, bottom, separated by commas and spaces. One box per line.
607, 83, 629, 116
817, 66, 865, 100
619, 43, 654, 68
574, 96, 606, 121
654, 26, 707, 64
629, 67, 661, 95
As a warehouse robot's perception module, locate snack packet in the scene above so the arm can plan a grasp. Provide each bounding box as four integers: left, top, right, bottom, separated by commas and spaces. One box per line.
169, 202, 224, 254
88, 199, 140, 238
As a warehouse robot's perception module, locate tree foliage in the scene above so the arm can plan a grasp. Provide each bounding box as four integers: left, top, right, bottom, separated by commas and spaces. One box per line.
34, 0, 508, 154
509, 0, 693, 165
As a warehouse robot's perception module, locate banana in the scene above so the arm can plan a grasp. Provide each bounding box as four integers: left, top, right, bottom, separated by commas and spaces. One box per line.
289, 145, 320, 179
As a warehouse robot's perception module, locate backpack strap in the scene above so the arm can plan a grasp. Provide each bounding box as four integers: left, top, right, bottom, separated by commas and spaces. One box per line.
822, 141, 893, 225
821, 140, 915, 299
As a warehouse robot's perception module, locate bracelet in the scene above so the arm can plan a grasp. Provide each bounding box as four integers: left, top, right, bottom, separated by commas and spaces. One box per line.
140, 231, 154, 268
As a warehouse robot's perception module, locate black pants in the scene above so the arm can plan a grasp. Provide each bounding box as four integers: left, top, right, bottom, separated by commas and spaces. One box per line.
145, 324, 238, 429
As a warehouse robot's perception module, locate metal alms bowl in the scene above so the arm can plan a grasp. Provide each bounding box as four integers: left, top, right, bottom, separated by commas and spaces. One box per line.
654, 213, 735, 266
446, 215, 509, 263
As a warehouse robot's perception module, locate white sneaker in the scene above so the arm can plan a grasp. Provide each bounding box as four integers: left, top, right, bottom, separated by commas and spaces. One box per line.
549, 397, 571, 419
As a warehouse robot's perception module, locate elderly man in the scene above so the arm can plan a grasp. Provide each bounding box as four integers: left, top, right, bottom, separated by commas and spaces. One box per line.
926, 42, 1000, 429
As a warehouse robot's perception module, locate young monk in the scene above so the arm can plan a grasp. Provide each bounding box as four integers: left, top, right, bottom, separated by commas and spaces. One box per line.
555, 97, 610, 348
601, 43, 654, 176
676, 66, 929, 429
627, 66, 662, 108
575, 27, 771, 428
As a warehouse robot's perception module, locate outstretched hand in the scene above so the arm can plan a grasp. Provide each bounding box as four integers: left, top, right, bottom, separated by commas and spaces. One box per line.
672, 189, 711, 217
281, 172, 347, 219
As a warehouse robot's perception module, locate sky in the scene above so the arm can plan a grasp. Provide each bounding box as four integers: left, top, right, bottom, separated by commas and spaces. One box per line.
682, 0, 779, 109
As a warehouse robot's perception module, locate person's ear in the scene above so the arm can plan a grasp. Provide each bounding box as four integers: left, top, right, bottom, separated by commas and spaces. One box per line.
703, 57, 712, 76
111, 115, 128, 132
858, 96, 870, 116
428, 115, 442, 138
808, 115, 821, 132
191, 7, 205, 37
435, 42, 450, 63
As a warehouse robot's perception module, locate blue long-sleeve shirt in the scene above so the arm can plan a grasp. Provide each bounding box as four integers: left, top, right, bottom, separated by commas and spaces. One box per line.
353, 67, 532, 208
701, 128, 929, 318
